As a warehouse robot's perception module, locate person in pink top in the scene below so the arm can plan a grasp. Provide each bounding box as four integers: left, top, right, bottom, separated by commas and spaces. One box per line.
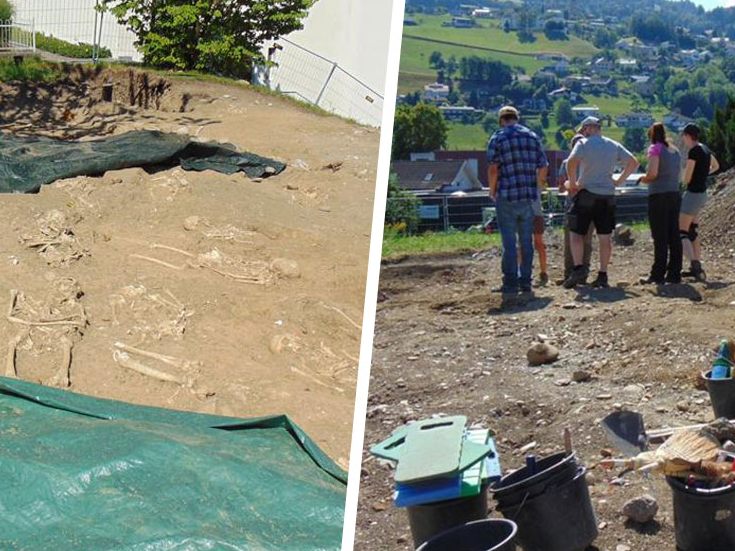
638, 123, 683, 284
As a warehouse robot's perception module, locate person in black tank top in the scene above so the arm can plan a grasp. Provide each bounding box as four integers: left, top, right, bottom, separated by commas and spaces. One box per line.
679, 124, 720, 282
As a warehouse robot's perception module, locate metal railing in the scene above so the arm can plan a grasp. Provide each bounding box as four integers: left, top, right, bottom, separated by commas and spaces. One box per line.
263, 37, 384, 127
388, 192, 649, 233
10, 0, 139, 61
0, 19, 36, 53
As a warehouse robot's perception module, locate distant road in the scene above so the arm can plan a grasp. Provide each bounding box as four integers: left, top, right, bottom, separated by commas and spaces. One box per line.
402, 34, 568, 59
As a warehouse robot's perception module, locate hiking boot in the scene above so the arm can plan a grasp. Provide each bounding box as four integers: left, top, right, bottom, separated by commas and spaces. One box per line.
665, 273, 682, 284
683, 261, 706, 282
536, 272, 549, 287
591, 272, 609, 288
563, 266, 588, 289
492, 285, 519, 294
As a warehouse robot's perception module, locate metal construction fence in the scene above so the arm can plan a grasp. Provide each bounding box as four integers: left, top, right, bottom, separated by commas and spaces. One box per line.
388, 192, 650, 233
11, 0, 139, 61
0, 19, 35, 53
265, 37, 385, 127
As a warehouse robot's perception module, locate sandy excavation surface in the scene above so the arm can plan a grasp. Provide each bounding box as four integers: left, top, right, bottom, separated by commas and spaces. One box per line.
358, 173, 735, 549
0, 67, 379, 464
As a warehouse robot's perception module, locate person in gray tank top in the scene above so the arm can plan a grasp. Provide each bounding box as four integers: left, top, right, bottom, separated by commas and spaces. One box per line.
639, 123, 683, 284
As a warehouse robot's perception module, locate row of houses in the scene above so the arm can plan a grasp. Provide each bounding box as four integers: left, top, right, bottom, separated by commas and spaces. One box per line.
392, 150, 569, 195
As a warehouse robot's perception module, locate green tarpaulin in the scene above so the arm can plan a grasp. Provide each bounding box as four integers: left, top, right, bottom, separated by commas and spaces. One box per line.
0, 377, 346, 550
0, 130, 287, 194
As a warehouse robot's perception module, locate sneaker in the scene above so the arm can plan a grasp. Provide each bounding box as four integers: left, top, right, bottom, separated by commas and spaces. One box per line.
537, 272, 549, 287
591, 272, 609, 288
563, 266, 588, 289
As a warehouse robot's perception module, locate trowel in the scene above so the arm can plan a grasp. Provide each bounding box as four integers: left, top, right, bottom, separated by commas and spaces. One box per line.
600, 410, 649, 457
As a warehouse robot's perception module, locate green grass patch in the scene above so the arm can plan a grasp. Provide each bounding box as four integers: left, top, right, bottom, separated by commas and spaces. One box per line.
399, 36, 545, 94
405, 14, 599, 58
36, 33, 112, 59
384, 221, 651, 259
0, 57, 63, 82
446, 121, 489, 150
383, 228, 500, 258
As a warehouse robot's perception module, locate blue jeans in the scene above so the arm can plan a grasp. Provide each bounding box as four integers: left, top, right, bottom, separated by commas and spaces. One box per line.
496, 197, 534, 289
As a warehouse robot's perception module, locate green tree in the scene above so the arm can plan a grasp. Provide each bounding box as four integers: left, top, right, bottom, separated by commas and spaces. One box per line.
385, 174, 421, 234
429, 51, 445, 70
482, 114, 499, 136
555, 99, 575, 127
708, 97, 735, 171
102, 0, 313, 78
541, 111, 549, 128
391, 103, 448, 160
0, 0, 13, 21
723, 57, 735, 83
623, 127, 647, 154
555, 127, 575, 150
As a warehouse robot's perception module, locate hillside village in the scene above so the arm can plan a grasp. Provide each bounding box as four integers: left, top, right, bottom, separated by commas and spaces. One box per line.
390, 0, 735, 219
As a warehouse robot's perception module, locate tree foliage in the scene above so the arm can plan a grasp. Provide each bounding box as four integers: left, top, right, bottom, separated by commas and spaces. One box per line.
0, 0, 13, 21
555, 99, 575, 127
102, 0, 314, 78
708, 97, 735, 172
392, 103, 448, 160
623, 127, 647, 154
458, 56, 513, 87
385, 174, 421, 234
630, 14, 674, 43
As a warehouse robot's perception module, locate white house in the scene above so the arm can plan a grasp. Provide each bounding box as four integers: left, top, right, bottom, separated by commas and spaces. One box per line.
630, 75, 654, 96
391, 160, 483, 195
424, 83, 451, 103
452, 17, 475, 28
439, 105, 483, 122
572, 105, 601, 121
664, 112, 693, 132
472, 8, 493, 18
615, 112, 655, 128
616, 58, 638, 71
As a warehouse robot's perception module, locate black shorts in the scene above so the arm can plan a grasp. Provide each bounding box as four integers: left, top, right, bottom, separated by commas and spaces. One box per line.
566, 190, 616, 235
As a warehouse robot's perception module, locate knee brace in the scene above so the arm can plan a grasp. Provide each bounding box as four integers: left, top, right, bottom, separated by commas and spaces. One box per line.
688, 223, 699, 241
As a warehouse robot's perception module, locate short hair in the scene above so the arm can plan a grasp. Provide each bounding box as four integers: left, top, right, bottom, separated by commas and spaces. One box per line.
682, 123, 700, 140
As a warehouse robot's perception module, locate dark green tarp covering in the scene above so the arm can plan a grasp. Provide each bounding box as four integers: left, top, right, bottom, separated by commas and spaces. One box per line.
0, 377, 346, 550
0, 130, 287, 194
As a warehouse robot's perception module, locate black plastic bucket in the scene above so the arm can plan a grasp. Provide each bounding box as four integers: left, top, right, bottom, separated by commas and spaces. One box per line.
494, 467, 598, 551
407, 486, 489, 549
703, 370, 735, 420
492, 452, 577, 508
416, 519, 518, 551
667, 475, 735, 551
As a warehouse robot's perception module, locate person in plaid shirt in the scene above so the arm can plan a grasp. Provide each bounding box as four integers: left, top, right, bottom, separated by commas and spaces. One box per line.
487, 106, 549, 294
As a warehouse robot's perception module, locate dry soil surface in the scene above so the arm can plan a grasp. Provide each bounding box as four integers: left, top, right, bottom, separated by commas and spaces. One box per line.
0, 68, 379, 464
357, 216, 735, 549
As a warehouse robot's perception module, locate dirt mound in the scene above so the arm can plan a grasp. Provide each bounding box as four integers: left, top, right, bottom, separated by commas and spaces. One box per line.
700, 168, 735, 252
0, 66, 189, 139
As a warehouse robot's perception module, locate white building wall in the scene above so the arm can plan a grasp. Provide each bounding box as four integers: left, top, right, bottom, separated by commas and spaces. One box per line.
266, 0, 394, 126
